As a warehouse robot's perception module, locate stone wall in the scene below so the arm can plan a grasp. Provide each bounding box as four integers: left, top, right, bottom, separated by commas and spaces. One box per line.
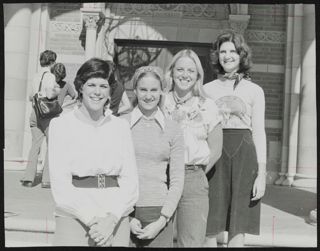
247, 4, 287, 181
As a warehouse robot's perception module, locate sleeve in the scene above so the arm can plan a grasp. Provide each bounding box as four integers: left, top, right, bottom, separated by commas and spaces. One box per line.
205, 99, 222, 133
251, 86, 267, 164
110, 120, 139, 220
67, 83, 78, 99
161, 122, 185, 219
41, 73, 58, 99
48, 118, 105, 226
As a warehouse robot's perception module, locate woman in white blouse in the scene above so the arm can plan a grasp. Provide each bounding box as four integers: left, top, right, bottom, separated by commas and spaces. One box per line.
203, 31, 267, 247
163, 49, 223, 247
48, 58, 139, 246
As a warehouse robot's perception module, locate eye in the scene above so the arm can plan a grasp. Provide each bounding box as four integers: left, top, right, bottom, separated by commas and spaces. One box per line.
101, 84, 109, 89
86, 83, 96, 87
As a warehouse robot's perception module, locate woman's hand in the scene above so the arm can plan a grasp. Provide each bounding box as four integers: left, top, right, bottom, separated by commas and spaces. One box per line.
88, 214, 118, 246
251, 173, 266, 201
130, 217, 144, 235
136, 216, 167, 240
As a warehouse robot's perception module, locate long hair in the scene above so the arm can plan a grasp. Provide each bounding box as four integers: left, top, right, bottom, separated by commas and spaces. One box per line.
211, 31, 252, 75
164, 49, 206, 98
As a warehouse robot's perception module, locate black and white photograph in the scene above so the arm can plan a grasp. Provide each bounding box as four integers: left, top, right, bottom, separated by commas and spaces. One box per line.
3, 2, 317, 248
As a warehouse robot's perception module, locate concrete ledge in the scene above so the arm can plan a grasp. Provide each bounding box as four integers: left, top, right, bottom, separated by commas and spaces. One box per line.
5, 217, 55, 233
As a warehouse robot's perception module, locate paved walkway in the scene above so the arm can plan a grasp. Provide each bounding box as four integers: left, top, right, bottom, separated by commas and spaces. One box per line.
4, 170, 317, 247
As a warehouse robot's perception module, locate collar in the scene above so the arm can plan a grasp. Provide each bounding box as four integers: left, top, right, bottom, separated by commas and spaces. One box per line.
74, 105, 113, 127
130, 106, 165, 130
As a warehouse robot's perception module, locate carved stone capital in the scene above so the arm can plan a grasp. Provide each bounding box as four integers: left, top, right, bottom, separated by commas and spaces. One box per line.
228, 14, 250, 35
82, 13, 100, 29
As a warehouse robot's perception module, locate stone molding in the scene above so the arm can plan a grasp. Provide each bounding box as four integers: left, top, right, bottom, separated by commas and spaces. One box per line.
50, 21, 82, 33
110, 4, 228, 19
228, 14, 250, 34
82, 13, 100, 29
246, 30, 286, 43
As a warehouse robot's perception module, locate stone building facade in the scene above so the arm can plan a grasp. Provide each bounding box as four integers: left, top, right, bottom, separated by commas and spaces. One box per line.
4, 3, 316, 188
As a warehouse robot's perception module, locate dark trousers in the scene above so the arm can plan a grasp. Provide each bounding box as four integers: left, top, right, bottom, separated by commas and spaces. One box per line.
207, 129, 261, 239
130, 206, 174, 248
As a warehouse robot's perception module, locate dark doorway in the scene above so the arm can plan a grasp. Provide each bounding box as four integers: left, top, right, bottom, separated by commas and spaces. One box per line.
114, 39, 216, 95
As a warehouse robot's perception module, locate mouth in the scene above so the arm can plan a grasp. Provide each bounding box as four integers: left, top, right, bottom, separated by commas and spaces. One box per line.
90, 97, 104, 103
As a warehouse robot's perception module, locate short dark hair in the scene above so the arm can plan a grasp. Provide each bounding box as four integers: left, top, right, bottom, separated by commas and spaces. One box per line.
51, 63, 66, 87
211, 31, 252, 75
74, 58, 113, 100
39, 50, 57, 67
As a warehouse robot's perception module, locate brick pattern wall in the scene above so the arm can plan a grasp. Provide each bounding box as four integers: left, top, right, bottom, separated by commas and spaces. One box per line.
247, 4, 286, 176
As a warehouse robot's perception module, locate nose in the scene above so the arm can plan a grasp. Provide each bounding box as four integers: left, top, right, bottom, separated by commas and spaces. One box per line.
94, 86, 101, 95
144, 91, 153, 100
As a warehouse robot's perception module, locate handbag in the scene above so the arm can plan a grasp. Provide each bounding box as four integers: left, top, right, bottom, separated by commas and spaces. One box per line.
33, 72, 62, 119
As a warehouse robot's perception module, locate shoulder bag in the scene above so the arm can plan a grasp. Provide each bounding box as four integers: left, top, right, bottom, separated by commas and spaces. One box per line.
33, 72, 62, 119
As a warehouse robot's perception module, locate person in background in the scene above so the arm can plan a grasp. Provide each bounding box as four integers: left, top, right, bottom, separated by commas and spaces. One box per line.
163, 49, 223, 247
122, 66, 185, 247
48, 58, 139, 247
51, 62, 78, 113
107, 61, 132, 116
203, 31, 266, 247
20, 50, 60, 188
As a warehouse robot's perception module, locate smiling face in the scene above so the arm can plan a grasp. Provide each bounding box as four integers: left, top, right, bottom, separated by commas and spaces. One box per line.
172, 56, 198, 96
135, 73, 162, 117
81, 77, 110, 116
219, 41, 240, 74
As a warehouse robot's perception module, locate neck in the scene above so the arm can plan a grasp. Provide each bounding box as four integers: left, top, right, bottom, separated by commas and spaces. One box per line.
79, 105, 104, 122
173, 87, 193, 100
138, 105, 158, 118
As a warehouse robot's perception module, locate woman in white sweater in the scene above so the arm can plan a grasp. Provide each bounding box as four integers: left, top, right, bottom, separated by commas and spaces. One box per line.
48, 58, 139, 246
203, 31, 267, 247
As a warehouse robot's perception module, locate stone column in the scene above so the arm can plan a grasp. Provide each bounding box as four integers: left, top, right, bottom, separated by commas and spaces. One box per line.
292, 4, 317, 188
81, 3, 103, 60
4, 4, 33, 169
275, 4, 303, 186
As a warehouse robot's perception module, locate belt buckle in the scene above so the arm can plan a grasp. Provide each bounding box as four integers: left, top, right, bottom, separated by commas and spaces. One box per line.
98, 174, 105, 188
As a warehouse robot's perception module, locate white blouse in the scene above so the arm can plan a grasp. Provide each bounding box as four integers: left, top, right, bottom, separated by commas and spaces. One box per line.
204, 78, 267, 164
48, 108, 139, 226
163, 93, 221, 166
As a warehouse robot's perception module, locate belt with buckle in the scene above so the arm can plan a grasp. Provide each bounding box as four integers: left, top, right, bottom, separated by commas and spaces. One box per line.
185, 164, 205, 171
72, 174, 119, 188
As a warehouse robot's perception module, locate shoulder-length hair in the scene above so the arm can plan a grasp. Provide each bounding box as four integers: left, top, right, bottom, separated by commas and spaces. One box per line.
164, 49, 206, 98
74, 58, 113, 101
211, 31, 252, 75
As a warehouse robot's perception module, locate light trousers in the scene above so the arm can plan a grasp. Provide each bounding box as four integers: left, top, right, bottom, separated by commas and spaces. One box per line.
176, 168, 209, 247
21, 109, 51, 183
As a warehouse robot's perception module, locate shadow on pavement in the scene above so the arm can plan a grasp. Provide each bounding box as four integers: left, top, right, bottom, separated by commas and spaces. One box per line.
262, 185, 317, 220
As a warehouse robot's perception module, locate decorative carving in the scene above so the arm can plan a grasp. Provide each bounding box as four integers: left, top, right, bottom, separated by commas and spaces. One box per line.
110, 4, 227, 19
50, 21, 82, 33
246, 30, 286, 43
83, 14, 100, 29
228, 14, 250, 35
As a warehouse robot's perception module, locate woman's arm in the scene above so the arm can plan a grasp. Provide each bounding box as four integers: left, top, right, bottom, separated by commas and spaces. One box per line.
161, 122, 185, 219
251, 86, 267, 201
205, 123, 223, 174
118, 91, 132, 114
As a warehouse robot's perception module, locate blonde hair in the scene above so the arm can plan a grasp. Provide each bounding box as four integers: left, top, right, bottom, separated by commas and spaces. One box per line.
131, 66, 166, 108
164, 49, 206, 98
